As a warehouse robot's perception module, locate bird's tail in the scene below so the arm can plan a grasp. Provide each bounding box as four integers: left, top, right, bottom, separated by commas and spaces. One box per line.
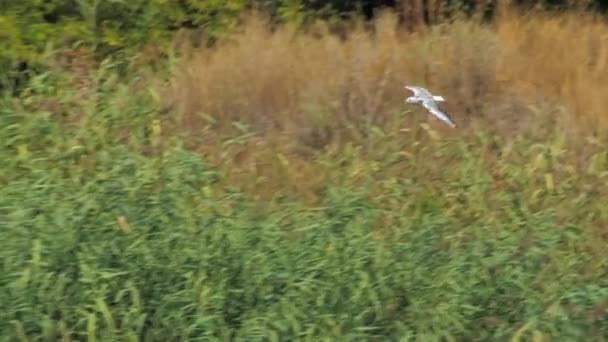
433, 96, 445, 102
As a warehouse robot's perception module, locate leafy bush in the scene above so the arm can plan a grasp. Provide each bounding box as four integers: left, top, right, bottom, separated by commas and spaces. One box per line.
0, 0, 291, 90
1, 0, 605, 76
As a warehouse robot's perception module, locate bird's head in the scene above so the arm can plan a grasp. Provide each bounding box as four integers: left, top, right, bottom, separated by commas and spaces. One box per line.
405, 96, 418, 104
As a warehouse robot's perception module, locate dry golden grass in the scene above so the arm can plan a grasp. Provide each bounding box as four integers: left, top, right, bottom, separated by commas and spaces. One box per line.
496, 10, 608, 130
162, 9, 608, 201
167, 11, 495, 141
167, 9, 608, 138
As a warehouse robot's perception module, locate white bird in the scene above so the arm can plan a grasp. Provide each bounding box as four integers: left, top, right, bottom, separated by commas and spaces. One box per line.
404, 86, 456, 128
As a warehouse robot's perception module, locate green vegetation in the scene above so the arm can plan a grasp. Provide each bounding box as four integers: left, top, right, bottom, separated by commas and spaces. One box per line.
2, 2, 608, 341
2, 68, 607, 341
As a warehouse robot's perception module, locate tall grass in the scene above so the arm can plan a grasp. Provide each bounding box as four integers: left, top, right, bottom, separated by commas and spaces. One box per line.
168, 9, 608, 133
1, 8, 608, 341
164, 9, 608, 199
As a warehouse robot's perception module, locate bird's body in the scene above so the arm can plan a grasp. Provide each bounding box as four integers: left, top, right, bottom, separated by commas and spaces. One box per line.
404, 86, 456, 128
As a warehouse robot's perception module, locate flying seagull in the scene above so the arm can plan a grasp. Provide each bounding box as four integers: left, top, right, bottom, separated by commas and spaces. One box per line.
404, 86, 456, 128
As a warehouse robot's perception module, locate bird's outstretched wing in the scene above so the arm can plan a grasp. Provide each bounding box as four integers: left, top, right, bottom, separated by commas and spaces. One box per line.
422, 100, 456, 128
405, 86, 433, 98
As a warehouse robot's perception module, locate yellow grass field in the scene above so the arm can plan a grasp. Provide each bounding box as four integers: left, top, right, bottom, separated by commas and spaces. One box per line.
162, 9, 608, 200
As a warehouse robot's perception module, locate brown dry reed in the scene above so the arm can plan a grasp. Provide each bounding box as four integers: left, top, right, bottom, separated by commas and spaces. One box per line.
167, 8, 608, 139
163, 8, 608, 200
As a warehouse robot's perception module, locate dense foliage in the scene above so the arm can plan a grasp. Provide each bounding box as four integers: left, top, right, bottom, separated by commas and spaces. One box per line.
1, 0, 607, 88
